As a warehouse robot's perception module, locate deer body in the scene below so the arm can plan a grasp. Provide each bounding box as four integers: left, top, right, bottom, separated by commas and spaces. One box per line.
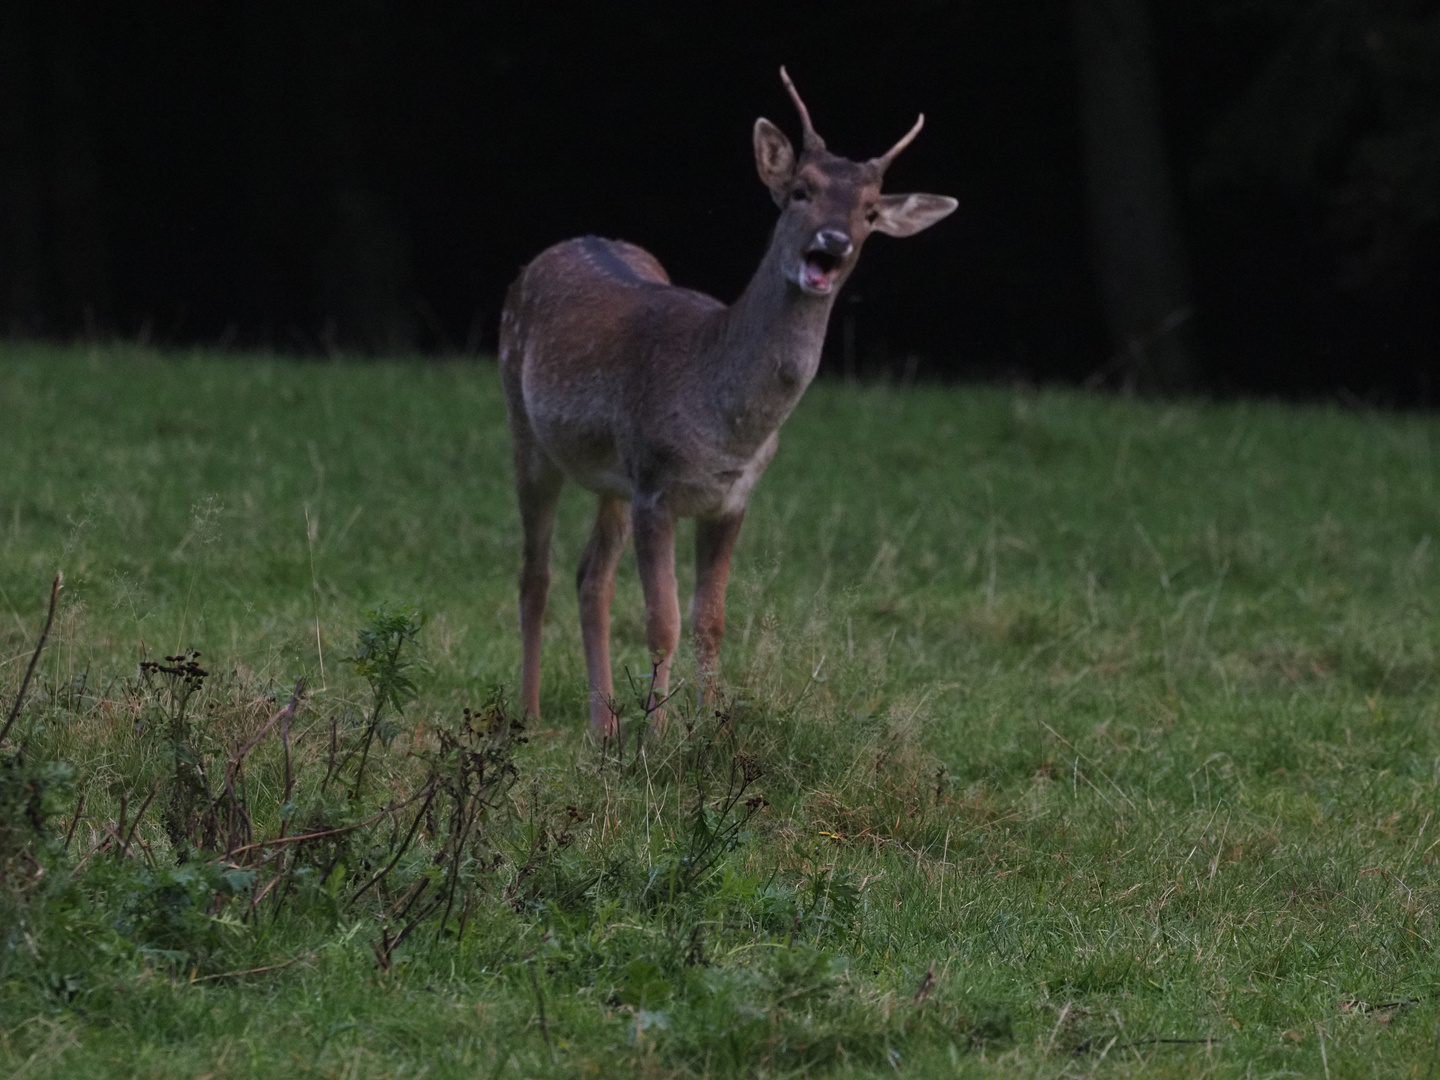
501, 70, 956, 734
506, 235, 825, 516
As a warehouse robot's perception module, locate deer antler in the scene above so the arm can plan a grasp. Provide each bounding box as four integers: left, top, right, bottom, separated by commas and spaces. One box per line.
779, 66, 825, 153
872, 113, 925, 174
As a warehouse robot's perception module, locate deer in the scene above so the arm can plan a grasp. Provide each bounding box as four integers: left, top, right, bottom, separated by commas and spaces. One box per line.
499, 68, 956, 736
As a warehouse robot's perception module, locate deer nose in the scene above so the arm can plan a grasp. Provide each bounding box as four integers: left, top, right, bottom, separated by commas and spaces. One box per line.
812, 229, 853, 257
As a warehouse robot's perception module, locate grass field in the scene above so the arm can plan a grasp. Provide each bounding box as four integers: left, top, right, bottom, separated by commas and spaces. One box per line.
3, 344, 1439, 1078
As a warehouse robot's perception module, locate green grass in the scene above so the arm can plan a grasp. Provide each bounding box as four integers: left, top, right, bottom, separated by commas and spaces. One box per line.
3, 343, 1440, 1077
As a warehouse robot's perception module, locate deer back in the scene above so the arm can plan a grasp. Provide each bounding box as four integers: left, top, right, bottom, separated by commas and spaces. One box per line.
501, 236, 743, 503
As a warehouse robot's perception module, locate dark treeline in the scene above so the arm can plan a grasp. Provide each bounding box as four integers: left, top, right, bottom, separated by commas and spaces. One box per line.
1, 1, 1437, 400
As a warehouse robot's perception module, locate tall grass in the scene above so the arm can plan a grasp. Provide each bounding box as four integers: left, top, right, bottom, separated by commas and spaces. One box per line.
2, 344, 1439, 1077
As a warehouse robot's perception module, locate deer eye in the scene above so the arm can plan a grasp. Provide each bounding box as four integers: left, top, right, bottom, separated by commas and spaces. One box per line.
791, 187, 809, 203
865, 208, 879, 224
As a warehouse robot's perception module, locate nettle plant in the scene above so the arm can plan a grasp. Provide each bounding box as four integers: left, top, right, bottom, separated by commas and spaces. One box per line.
345, 604, 425, 801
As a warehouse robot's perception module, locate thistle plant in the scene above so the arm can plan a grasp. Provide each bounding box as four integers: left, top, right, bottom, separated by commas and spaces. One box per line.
346, 604, 424, 800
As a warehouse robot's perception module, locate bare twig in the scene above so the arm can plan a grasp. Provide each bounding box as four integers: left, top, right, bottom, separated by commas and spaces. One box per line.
77, 784, 160, 872
456, 890, 474, 942
225, 789, 428, 859
223, 679, 306, 856
913, 961, 936, 1005
281, 683, 298, 805
374, 889, 442, 967
191, 955, 308, 982
1, 573, 63, 745
120, 781, 161, 857
386, 875, 432, 923
528, 958, 553, 1059
63, 793, 85, 851
348, 784, 439, 903
114, 793, 129, 861
249, 870, 285, 913
228, 679, 307, 773
320, 713, 340, 795
371, 934, 392, 971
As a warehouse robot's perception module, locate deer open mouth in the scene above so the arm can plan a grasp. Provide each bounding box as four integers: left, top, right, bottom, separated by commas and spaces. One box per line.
798, 250, 842, 295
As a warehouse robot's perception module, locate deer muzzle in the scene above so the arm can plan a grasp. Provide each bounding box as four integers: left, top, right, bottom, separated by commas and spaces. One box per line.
798, 229, 852, 295
812, 229, 853, 257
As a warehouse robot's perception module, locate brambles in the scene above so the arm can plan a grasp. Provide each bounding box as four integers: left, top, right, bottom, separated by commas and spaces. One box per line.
421, 691, 529, 935
360, 687, 531, 967
3, 602, 542, 983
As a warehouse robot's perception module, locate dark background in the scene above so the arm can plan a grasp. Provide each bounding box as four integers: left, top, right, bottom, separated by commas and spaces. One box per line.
2, 1, 1437, 400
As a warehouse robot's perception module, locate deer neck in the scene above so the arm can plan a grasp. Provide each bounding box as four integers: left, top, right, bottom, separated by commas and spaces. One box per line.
705, 238, 835, 445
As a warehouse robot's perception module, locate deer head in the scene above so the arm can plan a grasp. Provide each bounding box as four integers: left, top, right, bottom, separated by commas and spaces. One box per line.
752, 67, 958, 298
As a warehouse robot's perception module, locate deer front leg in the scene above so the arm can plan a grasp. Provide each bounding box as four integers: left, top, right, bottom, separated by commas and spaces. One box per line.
692, 510, 746, 706
577, 496, 631, 737
631, 494, 680, 729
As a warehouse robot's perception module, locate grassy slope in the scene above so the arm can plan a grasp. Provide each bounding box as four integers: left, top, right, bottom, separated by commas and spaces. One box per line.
2, 345, 1439, 1077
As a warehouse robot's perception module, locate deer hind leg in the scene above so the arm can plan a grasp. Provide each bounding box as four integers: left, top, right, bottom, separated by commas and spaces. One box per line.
577, 495, 630, 737
692, 510, 746, 707
515, 449, 564, 720
631, 495, 680, 730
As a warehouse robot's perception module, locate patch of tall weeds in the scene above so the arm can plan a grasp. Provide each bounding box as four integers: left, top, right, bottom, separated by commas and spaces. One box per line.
3, 592, 532, 996
2, 571, 977, 1073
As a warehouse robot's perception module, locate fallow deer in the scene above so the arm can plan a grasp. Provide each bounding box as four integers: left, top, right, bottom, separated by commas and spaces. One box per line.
499, 68, 956, 735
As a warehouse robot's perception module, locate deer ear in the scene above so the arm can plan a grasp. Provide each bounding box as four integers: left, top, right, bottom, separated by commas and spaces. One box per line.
753, 118, 795, 205
871, 193, 958, 237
